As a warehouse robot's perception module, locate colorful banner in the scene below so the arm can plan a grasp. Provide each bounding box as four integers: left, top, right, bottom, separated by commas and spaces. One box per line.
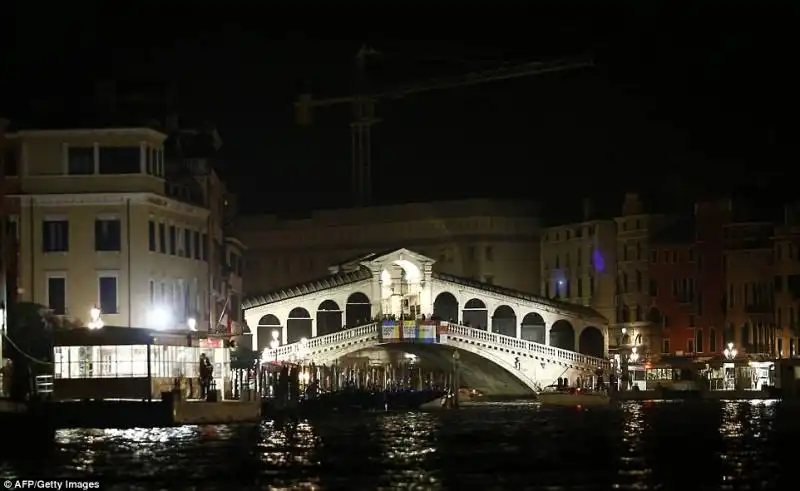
417, 321, 438, 344
402, 320, 417, 341
381, 321, 401, 343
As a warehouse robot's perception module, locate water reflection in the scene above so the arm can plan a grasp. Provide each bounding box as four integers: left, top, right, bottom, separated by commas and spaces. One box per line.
375, 412, 440, 489
615, 401, 652, 490
0, 401, 794, 489
718, 400, 778, 489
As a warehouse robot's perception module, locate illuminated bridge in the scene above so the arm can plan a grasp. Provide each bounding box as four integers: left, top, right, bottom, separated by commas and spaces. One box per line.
242, 249, 609, 395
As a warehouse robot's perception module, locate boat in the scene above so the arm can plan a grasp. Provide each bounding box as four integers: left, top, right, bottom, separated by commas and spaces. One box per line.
419, 388, 483, 409
536, 386, 611, 407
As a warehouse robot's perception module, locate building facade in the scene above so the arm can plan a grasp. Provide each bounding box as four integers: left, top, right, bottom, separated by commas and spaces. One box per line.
238, 199, 541, 296
539, 210, 617, 326
3, 127, 239, 333
611, 193, 670, 359
774, 204, 800, 357
648, 219, 705, 356
724, 220, 775, 356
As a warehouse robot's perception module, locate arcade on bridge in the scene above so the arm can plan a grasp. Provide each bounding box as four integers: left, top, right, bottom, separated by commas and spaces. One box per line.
243, 248, 609, 359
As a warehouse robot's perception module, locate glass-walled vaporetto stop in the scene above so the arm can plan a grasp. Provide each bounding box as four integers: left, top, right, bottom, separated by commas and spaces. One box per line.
52, 326, 207, 400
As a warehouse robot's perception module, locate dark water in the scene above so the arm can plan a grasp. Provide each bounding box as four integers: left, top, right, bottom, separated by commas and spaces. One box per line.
1, 400, 796, 490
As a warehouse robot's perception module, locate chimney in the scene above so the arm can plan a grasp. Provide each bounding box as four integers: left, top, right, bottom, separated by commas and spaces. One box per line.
582, 198, 593, 221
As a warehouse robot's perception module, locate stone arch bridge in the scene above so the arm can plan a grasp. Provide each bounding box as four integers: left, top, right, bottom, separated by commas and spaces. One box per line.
243, 248, 609, 394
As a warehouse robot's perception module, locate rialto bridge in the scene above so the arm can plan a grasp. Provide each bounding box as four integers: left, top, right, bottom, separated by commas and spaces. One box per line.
242, 249, 610, 394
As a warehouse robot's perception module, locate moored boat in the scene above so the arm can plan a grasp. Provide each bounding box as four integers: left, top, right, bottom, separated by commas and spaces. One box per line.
536, 386, 610, 406
420, 388, 483, 409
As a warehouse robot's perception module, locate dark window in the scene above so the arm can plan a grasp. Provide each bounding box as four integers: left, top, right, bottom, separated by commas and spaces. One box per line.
47, 276, 66, 315
99, 276, 118, 314
67, 147, 94, 175
3, 146, 19, 176
42, 220, 69, 252
6, 217, 18, 245
169, 226, 177, 255
94, 219, 121, 251
184, 229, 192, 258
201, 234, 208, 261
148, 221, 156, 251
98, 146, 140, 174
158, 223, 166, 253
193, 231, 201, 259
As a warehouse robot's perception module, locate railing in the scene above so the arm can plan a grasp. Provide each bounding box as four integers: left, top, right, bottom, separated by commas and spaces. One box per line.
442, 322, 609, 369
35, 374, 54, 396
270, 323, 379, 360
269, 321, 609, 370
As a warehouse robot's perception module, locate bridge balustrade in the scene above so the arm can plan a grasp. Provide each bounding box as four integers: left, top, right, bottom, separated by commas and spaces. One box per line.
443, 322, 609, 370
267, 321, 608, 371
271, 323, 379, 360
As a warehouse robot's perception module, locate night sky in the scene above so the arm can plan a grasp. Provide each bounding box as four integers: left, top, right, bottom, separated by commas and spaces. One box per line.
3, 5, 794, 223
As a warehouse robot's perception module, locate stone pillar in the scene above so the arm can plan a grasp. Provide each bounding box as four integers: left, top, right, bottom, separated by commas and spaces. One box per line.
281, 325, 288, 345
419, 262, 434, 317
516, 322, 522, 339
545, 326, 551, 346
311, 318, 317, 338
369, 267, 383, 319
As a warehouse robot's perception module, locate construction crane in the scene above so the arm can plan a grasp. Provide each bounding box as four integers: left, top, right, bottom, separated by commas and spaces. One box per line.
295, 47, 593, 206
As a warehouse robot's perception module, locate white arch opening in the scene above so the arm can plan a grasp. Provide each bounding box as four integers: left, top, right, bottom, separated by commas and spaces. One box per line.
380, 259, 424, 318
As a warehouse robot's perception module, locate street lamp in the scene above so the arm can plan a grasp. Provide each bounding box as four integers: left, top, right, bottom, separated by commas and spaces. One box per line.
269, 329, 280, 362
147, 307, 172, 330
724, 342, 738, 360
187, 317, 197, 331
88, 307, 104, 330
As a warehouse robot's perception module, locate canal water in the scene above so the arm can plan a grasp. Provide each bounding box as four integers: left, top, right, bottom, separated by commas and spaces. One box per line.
0, 400, 795, 490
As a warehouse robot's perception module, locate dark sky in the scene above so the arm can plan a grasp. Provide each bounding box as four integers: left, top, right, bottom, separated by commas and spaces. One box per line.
3, 5, 795, 222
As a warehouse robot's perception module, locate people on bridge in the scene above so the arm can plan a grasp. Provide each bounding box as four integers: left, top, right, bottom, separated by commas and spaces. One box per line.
514, 357, 521, 370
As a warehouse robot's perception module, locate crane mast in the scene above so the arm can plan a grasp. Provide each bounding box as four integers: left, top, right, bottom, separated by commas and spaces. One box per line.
296, 49, 593, 207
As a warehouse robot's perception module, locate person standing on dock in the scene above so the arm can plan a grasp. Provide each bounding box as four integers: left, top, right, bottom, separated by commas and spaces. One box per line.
199, 354, 213, 399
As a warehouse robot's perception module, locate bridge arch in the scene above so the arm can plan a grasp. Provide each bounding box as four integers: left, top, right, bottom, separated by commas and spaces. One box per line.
550, 319, 575, 351
578, 326, 604, 358
316, 300, 342, 337
256, 314, 281, 352
520, 312, 546, 344
462, 298, 488, 330
345, 292, 371, 327
433, 292, 459, 322
491, 305, 516, 337
287, 307, 312, 344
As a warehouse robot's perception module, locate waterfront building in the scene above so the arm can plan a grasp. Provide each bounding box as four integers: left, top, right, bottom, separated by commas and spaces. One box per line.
237, 199, 542, 296
2, 125, 243, 335
723, 217, 775, 356
539, 199, 617, 331
772, 204, 800, 356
